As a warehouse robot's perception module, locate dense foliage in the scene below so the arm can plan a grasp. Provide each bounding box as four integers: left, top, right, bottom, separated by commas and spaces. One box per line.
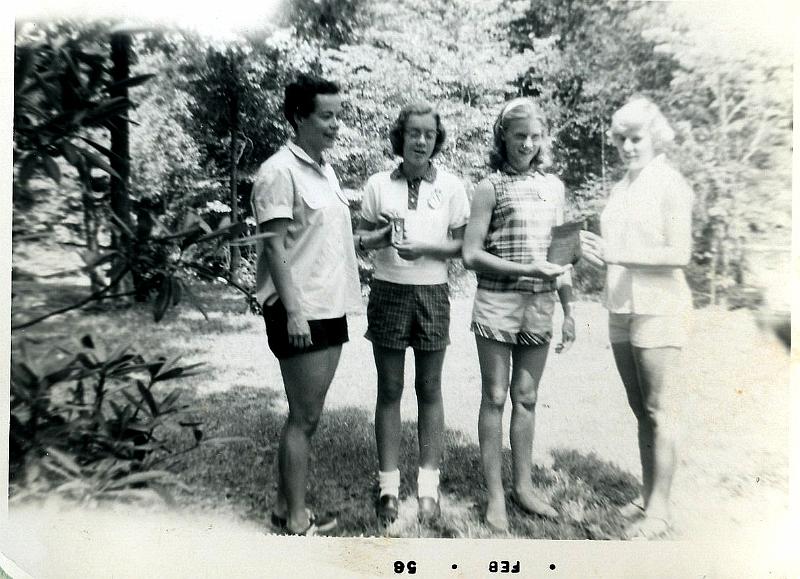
11, 21, 256, 502
15, 1, 791, 307
10, 336, 203, 504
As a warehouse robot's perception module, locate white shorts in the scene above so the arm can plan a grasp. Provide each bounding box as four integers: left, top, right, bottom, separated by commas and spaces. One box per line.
608, 312, 692, 348
471, 289, 555, 346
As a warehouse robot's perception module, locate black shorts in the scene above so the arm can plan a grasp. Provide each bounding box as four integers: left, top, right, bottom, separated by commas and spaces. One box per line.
365, 279, 450, 351
263, 299, 349, 360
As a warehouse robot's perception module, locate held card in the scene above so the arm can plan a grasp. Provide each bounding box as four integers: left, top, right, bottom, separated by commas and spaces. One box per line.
547, 220, 584, 265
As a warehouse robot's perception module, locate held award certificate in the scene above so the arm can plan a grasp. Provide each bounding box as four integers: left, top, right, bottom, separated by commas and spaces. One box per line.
547, 220, 584, 265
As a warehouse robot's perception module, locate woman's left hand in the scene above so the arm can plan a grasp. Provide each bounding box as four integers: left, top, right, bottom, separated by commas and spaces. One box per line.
394, 239, 429, 261
580, 231, 608, 268
555, 315, 575, 353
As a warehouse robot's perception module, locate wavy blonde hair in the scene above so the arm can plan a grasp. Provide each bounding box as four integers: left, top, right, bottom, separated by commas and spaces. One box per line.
608, 97, 675, 152
489, 98, 552, 172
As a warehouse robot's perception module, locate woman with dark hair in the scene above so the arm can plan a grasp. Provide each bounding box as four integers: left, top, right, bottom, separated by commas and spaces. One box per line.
581, 97, 694, 539
251, 74, 387, 536
462, 98, 575, 532
355, 101, 470, 524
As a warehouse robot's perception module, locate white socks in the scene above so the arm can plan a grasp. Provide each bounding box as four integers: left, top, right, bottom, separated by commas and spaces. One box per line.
378, 469, 400, 498
380, 468, 440, 499
417, 467, 440, 500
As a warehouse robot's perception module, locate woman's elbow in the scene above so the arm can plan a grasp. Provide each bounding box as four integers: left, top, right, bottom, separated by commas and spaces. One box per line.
462, 247, 479, 269
449, 239, 465, 258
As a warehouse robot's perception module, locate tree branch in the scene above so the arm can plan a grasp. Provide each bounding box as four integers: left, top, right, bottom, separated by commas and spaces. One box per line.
184, 262, 253, 299
740, 113, 768, 165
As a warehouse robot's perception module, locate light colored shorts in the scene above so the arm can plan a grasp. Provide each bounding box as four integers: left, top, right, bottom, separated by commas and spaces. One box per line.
608, 312, 692, 348
471, 289, 555, 346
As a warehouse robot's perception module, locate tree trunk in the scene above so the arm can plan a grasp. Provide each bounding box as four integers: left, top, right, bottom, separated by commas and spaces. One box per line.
228, 72, 241, 284
109, 32, 137, 301
82, 189, 102, 294
600, 120, 606, 191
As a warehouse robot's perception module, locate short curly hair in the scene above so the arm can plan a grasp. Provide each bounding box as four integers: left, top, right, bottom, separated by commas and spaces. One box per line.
283, 74, 340, 130
488, 97, 552, 172
608, 96, 675, 152
388, 101, 447, 158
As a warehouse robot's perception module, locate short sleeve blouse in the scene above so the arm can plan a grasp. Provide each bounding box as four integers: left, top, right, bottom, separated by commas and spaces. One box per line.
601, 154, 694, 314
250, 141, 362, 318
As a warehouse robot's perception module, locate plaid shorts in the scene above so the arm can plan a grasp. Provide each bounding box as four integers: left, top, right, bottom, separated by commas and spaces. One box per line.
366, 279, 450, 351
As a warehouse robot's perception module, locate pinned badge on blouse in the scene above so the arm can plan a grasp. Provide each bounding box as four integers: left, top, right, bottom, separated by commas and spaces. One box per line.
427, 188, 443, 209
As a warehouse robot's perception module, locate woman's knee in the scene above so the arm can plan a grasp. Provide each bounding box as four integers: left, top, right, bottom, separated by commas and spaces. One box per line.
481, 383, 508, 410
287, 408, 324, 436
415, 376, 442, 404
510, 384, 538, 410
377, 377, 405, 404
640, 396, 676, 434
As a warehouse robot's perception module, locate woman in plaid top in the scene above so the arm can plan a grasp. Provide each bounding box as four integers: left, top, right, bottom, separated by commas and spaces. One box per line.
463, 98, 575, 532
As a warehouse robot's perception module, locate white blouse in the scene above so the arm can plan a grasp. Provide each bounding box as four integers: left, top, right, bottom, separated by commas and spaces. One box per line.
251, 141, 362, 319
360, 167, 469, 285
601, 155, 694, 314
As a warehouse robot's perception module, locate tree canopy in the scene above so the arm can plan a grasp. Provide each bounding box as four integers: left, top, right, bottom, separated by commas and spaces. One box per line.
13, 0, 792, 306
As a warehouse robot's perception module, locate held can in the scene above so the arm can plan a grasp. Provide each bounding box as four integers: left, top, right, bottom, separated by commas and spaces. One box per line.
391, 217, 406, 245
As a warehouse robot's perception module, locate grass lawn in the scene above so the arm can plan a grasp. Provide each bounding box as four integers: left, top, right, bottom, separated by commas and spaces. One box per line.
10, 275, 791, 542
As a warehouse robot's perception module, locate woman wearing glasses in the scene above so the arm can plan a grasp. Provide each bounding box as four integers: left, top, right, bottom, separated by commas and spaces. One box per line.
355, 101, 470, 525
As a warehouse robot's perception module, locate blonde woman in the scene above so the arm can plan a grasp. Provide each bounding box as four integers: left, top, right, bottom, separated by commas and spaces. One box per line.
462, 98, 575, 532
581, 97, 694, 539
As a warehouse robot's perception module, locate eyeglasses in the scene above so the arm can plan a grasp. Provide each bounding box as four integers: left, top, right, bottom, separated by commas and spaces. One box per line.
405, 129, 438, 142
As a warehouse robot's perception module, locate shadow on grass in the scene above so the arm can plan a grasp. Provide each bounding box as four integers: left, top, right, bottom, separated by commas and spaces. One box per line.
170, 386, 640, 540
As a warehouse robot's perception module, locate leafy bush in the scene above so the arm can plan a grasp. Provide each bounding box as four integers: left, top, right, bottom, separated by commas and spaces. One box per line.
10, 24, 258, 508
10, 334, 204, 504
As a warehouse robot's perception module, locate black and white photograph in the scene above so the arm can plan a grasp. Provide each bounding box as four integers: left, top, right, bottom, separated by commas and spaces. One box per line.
2, 0, 795, 576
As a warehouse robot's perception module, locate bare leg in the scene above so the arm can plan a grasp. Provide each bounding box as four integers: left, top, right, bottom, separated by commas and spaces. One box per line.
275, 345, 342, 533
509, 343, 557, 518
633, 346, 679, 523
414, 348, 446, 471
475, 336, 512, 530
373, 344, 407, 473
611, 342, 650, 506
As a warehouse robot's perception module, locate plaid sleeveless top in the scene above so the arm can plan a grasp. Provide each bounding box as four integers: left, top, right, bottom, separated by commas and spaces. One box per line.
476, 167, 566, 294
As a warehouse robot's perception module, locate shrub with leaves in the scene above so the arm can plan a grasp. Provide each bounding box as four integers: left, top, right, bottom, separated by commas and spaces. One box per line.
11, 209, 263, 331
10, 334, 204, 504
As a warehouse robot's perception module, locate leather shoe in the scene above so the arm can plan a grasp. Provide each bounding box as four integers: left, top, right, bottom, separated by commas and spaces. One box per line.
377, 494, 399, 523
272, 510, 338, 534
417, 496, 441, 523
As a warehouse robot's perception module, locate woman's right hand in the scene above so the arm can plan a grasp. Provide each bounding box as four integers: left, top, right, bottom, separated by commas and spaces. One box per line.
287, 311, 312, 348
373, 222, 392, 248
527, 262, 571, 280
377, 210, 398, 224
